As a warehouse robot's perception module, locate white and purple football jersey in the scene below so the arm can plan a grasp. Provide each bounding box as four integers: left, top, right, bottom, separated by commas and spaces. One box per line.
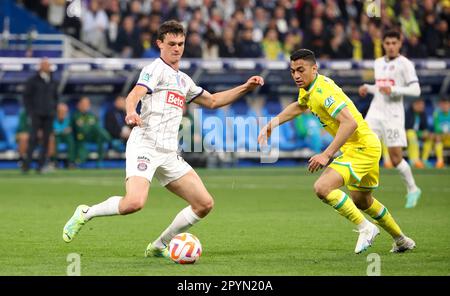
131, 58, 203, 151
367, 55, 419, 119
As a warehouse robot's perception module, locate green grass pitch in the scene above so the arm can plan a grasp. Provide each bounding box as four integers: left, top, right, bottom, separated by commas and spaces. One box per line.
0, 167, 449, 275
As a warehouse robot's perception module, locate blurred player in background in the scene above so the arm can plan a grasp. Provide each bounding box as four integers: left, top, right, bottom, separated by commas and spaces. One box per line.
359, 30, 422, 208
62, 20, 264, 258
433, 96, 450, 168
22, 58, 58, 173
53, 103, 76, 168
104, 95, 131, 151
16, 109, 55, 170
71, 96, 111, 167
259, 49, 415, 254
405, 98, 433, 168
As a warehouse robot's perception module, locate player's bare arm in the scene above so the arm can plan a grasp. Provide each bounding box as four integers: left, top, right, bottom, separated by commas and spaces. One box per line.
125, 84, 147, 127
258, 102, 307, 145
308, 107, 357, 173
193, 76, 264, 109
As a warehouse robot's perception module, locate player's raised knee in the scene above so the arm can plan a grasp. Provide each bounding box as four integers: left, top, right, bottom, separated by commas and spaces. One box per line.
313, 181, 330, 199
201, 197, 214, 215
193, 197, 214, 217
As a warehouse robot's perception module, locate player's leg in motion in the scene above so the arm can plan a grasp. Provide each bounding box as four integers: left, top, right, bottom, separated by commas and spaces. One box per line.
62, 176, 150, 242
406, 129, 423, 168
146, 169, 214, 257
434, 134, 445, 168
381, 141, 393, 168
313, 168, 378, 254
388, 147, 422, 208
350, 191, 416, 253
421, 133, 433, 167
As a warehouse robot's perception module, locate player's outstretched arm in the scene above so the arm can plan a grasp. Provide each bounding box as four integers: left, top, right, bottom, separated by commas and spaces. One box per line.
390, 82, 421, 97
258, 102, 306, 145
192, 76, 264, 109
124, 85, 147, 127
308, 107, 357, 172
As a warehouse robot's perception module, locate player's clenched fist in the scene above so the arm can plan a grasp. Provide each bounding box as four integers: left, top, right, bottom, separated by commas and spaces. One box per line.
125, 112, 142, 127
245, 76, 264, 92
358, 85, 368, 97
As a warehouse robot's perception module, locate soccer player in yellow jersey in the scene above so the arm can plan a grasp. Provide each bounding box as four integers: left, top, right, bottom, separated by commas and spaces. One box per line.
258, 49, 416, 253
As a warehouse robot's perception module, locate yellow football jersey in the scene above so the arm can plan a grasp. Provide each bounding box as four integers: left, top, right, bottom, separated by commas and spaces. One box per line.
297, 74, 379, 149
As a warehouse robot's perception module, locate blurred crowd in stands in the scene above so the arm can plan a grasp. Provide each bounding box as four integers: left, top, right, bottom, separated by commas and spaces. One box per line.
18, 0, 450, 59
5, 0, 450, 171
9, 59, 335, 171
6, 58, 449, 172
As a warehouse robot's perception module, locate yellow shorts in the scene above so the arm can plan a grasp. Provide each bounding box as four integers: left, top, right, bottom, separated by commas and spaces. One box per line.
328, 145, 381, 192
442, 133, 450, 148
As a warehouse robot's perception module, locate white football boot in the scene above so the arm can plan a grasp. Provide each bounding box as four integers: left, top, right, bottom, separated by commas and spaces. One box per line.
390, 236, 416, 253
354, 222, 380, 254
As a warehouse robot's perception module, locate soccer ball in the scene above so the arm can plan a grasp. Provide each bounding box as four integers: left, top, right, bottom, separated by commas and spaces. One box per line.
168, 233, 202, 264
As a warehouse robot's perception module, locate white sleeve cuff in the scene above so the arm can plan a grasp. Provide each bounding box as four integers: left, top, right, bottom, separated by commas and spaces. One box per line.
391, 82, 421, 97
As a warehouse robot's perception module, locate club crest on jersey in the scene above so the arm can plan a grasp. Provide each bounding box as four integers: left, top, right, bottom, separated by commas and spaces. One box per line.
166, 91, 185, 108
324, 96, 335, 108
137, 162, 148, 171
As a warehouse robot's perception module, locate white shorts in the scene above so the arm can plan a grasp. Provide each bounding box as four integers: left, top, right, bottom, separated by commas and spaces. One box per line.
365, 114, 407, 147
126, 144, 192, 186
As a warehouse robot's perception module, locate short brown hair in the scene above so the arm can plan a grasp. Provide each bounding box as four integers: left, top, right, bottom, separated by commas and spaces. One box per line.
157, 20, 185, 41
383, 30, 401, 41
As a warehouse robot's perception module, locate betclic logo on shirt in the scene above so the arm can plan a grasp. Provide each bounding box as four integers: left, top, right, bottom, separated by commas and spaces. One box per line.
166, 91, 185, 109
375, 79, 395, 87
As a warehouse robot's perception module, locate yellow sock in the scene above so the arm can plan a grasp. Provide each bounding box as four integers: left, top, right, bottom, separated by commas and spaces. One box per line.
406, 130, 419, 162
421, 139, 432, 161
381, 141, 391, 165
435, 142, 444, 162
323, 190, 365, 225
364, 198, 402, 238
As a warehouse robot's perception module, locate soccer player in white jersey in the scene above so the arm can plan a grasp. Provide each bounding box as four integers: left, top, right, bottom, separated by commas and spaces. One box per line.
62, 20, 264, 258
359, 30, 422, 208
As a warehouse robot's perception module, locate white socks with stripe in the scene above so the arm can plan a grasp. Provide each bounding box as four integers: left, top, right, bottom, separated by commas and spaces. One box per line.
153, 206, 201, 249
395, 159, 418, 193
84, 196, 122, 221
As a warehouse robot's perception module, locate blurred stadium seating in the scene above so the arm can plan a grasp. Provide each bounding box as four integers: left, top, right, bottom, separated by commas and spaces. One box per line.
0, 57, 448, 167
0, 0, 449, 167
